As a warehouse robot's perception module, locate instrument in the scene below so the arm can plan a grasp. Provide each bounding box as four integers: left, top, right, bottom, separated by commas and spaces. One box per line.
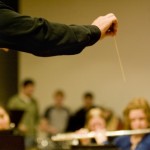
51, 128, 150, 141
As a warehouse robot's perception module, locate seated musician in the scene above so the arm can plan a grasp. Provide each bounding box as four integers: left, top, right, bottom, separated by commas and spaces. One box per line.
0, 106, 10, 130
113, 98, 150, 150
77, 98, 150, 150
77, 107, 107, 145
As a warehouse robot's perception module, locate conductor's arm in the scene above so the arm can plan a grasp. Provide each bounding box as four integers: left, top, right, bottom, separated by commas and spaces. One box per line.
0, 2, 117, 57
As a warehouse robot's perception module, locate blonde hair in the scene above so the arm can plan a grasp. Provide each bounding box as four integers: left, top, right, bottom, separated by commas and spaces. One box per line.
85, 108, 106, 129
123, 98, 150, 129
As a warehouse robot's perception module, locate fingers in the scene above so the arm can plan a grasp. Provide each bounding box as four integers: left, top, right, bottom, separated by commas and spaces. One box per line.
106, 22, 118, 36
95, 130, 107, 144
76, 128, 90, 145
92, 13, 118, 39
106, 13, 118, 36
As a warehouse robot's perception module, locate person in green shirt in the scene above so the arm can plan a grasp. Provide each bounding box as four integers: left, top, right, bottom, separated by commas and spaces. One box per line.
7, 79, 39, 148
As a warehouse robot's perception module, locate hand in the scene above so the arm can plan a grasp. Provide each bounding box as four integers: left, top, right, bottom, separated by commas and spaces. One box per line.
39, 118, 58, 134
94, 129, 107, 145
18, 124, 28, 133
48, 126, 58, 134
76, 128, 90, 145
92, 13, 118, 39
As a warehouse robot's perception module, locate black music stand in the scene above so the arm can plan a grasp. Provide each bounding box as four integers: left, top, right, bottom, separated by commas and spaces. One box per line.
0, 110, 25, 150
0, 135, 25, 150
71, 145, 119, 150
9, 109, 25, 128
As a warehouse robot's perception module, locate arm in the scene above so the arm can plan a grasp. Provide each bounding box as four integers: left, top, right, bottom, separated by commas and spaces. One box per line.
7, 96, 17, 109
39, 118, 58, 134
0, 2, 118, 57
0, 2, 100, 57
39, 107, 58, 134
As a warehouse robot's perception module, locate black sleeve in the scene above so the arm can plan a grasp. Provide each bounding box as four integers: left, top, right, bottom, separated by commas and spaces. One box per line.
0, 2, 101, 57
43, 107, 52, 119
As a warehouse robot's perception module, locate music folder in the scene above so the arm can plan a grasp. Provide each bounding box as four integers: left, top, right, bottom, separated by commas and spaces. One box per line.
0, 135, 25, 150
71, 144, 119, 150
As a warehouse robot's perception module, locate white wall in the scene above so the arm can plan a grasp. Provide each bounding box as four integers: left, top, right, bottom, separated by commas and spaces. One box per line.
19, 0, 150, 115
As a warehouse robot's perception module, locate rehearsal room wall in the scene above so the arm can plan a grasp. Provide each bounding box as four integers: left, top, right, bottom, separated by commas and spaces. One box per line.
19, 0, 150, 116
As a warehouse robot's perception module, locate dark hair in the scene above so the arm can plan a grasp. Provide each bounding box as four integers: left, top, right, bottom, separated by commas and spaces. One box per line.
83, 92, 94, 99
54, 90, 65, 97
21, 79, 34, 87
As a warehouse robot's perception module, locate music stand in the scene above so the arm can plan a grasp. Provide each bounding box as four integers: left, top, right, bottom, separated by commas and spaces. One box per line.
0, 110, 25, 150
9, 109, 25, 128
71, 145, 119, 150
0, 135, 25, 150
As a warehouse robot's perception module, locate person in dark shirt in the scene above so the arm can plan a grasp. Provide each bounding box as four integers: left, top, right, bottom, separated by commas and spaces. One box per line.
0, 1, 118, 56
67, 92, 96, 131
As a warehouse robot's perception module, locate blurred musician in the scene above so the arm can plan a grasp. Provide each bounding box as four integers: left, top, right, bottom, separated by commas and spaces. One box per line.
0, 106, 25, 150
76, 107, 107, 145
0, 106, 10, 130
114, 98, 150, 150
51, 98, 150, 150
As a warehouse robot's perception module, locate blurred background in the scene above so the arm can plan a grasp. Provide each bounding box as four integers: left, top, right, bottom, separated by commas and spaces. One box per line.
1, 0, 150, 117
2, 0, 150, 149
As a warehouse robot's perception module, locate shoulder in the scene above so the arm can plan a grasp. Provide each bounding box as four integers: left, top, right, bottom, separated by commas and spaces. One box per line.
7, 95, 22, 108
114, 135, 130, 145
136, 134, 150, 150
8, 95, 19, 102
142, 134, 150, 144
113, 136, 131, 149
45, 106, 54, 112
43, 106, 54, 118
